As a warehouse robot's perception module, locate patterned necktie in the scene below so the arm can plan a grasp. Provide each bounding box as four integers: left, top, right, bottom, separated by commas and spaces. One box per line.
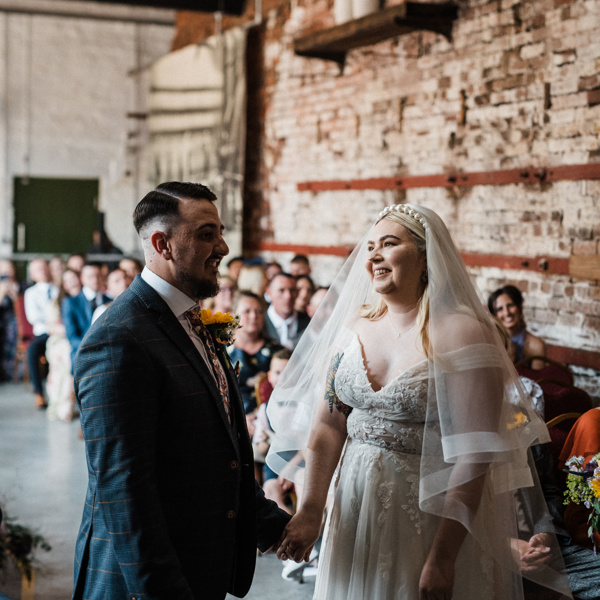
185, 309, 231, 424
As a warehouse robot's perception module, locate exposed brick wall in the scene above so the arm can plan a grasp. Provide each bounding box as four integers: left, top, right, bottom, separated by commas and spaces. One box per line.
175, 0, 600, 399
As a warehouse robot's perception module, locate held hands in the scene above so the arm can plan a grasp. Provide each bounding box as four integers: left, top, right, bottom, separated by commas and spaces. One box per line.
276, 507, 322, 563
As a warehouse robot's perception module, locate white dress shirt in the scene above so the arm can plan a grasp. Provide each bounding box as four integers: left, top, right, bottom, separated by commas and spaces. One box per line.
82, 285, 104, 309
24, 281, 58, 336
141, 267, 219, 386
267, 304, 298, 350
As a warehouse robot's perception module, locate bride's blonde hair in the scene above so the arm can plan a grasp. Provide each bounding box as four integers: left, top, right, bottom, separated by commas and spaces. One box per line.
359, 209, 430, 357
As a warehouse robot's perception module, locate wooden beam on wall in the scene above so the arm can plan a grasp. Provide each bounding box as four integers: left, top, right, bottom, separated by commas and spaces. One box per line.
258, 241, 353, 257
297, 163, 600, 192
259, 243, 579, 278
461, 253, 571, 276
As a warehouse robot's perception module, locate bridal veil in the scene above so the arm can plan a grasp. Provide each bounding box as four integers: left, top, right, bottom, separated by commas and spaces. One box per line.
267, 203, 572, 598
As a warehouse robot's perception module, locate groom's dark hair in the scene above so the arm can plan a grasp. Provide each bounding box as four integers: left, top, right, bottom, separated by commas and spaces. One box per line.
133, 181, 217, 234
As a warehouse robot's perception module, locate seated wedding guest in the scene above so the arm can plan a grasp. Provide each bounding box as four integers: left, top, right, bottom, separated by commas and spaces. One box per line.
237, 264, 268, 298
295, 275, 315, 316
118, 257, 143, 282
289, 254, 311, 277
62, 263, 110, 366
62, 269, 82, 297
264, 273, 310, 350
558, 408, 600, 552
66, 254, 85, 274
306, 286, 329, 319
492, 316, 545, 417
210, 275, 237, 314
24, 258, 58, 409
0, 259, 21, 381
226, 255, 244, 282
488, 284, 546, 368
518, 441, 600, 599
45, 270, 81, 422
227, 291, 282, 419
253, 349, 293, 512
91, 268, 130, 323
265, 262, 283, 282
98, 263, 110, 294
49, 256, 65, 288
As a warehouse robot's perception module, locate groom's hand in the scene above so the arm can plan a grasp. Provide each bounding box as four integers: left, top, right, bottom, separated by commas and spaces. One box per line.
276, 508, 322, 563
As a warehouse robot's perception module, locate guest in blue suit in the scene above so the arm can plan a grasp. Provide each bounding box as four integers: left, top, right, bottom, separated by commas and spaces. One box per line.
72, 182, 291, 600
62, 263, 110, 365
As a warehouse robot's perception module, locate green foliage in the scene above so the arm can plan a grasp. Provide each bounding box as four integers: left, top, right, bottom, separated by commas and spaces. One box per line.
0, 512, 51, 582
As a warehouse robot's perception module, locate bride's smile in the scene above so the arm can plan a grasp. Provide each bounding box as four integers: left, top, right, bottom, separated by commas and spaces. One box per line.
365, 219, 426, 302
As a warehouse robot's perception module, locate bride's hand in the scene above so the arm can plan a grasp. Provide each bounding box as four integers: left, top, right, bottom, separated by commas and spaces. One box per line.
276, 507, 322, 563
418, 556, 455, 600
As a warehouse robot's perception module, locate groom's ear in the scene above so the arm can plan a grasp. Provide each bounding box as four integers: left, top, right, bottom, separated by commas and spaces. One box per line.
150, 230, 173, 260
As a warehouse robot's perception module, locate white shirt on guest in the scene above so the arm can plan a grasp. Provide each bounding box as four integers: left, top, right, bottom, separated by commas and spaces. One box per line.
24, 281, 58, 336
82, 285, 104, 308
141, 267, 219, 386
267, 304, 298, 350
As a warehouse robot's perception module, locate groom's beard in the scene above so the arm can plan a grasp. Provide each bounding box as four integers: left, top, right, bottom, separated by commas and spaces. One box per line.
176, 268, 220, 301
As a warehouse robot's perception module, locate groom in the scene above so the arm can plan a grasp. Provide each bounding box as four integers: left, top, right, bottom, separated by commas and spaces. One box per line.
72, 182, 291, 600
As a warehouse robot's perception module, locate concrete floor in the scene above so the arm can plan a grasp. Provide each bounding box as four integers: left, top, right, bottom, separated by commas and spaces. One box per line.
0, 382, 315, 600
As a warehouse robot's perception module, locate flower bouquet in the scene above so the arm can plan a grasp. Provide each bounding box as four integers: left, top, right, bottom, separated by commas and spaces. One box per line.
563, 453, 600, 552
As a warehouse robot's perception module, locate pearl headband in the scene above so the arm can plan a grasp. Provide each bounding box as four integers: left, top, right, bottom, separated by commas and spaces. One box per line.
378, 204, 428, 229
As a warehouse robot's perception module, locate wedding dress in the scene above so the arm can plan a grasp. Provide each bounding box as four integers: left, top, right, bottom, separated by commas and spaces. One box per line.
267, 204, 572, 600
313, 333, 495, 599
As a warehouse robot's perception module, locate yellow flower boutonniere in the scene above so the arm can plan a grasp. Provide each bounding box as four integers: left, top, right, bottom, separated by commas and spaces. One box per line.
198, 309, 241, 346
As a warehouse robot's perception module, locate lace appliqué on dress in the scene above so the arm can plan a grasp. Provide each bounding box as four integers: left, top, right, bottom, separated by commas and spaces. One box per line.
377, 481, 394, 526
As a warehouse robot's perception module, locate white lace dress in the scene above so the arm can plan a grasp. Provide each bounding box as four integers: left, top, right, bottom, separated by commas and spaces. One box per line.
313, 334, 495, 600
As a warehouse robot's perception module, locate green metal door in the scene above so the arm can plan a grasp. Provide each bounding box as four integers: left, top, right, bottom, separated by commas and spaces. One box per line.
13, 177, 99, 254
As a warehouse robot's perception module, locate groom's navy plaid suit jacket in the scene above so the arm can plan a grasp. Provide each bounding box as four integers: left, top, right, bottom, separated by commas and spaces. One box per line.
72, 276, 289, 600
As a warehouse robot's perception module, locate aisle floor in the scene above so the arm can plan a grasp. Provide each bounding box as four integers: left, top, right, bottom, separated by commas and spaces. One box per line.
0, 382, 315, 600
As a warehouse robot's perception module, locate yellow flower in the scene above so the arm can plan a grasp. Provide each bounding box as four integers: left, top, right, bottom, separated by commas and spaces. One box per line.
199, 309, 235, 325
590, 479, 600, 498
507, 411, 528, 430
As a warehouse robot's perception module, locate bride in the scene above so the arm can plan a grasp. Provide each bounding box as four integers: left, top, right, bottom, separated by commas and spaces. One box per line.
266, 204, 571, 599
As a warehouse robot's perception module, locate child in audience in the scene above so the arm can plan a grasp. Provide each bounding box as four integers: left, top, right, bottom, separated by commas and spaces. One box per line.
253, 349, 293, 511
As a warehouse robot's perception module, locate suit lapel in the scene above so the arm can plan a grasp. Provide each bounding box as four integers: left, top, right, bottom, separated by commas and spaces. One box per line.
264, 313, 279, 342
131, 277, 236, 437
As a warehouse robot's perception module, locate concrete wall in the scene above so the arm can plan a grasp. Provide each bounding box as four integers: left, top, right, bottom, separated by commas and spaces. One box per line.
0, 10, 174, 257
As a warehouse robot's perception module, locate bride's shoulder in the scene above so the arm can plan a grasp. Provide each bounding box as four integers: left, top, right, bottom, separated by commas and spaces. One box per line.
350, 315, 379, 337
432, 311, 490, 352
